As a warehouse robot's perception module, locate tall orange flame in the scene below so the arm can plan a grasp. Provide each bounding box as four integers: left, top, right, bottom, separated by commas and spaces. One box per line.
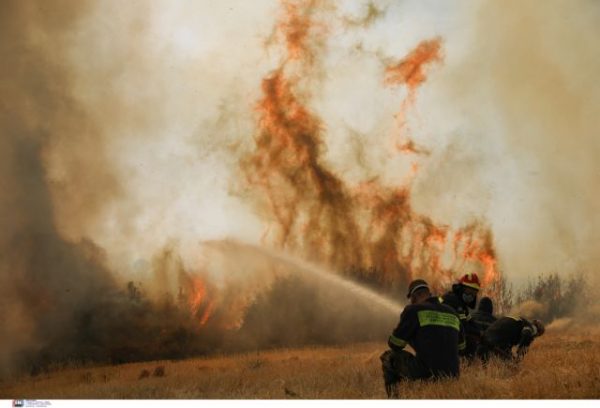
385, 37, 443, 154
242, 1, 503, 299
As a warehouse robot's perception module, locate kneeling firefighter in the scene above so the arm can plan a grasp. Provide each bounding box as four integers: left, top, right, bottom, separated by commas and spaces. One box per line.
441, 273, 481, 359
380, 279, 465, 398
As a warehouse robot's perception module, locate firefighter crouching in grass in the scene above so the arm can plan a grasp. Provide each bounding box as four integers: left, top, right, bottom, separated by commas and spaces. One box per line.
477, 316, 545, 363
380, 279, 465, 398
471, 297, 497, 334
440, 273, 482, 359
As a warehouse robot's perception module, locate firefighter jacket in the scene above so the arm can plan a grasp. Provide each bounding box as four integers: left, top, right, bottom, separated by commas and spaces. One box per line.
470, 310, 497, 336
440, 292, 480, 353
441, 292, 470, 326
388, 296, 465, 378
482, 316, 539, 357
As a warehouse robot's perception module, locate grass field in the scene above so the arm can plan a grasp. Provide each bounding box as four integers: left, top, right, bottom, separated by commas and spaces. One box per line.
2, 328, 599, 399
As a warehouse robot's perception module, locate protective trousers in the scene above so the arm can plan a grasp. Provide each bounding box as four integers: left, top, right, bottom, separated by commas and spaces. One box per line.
380, 349, 430, 398
476, 340, 513, 363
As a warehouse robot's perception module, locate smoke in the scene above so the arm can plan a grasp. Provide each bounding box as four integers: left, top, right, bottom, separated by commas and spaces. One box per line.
203, 240, 400, 350
0, 0, 119, 375
2, 0, 599, 376
0, 0, 270, 377
0, 0, 218, 376
510, 300, 548, 321
512, 301, 600, 333
410, 0, 600, 285
43, 1, 273, 265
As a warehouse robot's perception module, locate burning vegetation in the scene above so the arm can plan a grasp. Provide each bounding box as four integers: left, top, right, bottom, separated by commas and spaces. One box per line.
1, 0, 508, 377
242, 0, 501, 298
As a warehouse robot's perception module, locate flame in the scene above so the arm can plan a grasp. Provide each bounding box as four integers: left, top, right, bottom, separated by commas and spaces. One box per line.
385, 37, 443, 154
278, 0, 312, 61
398, 139, 430, 155
187, 276, 215, 326
241, 0, 503, 301
274, 0, 330, 66
384, 38, 443, 90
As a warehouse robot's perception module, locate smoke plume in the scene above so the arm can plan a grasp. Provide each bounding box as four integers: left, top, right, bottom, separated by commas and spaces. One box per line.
410, 0, 600, 286
0, 0, 117, 375
2, 0, 598, 377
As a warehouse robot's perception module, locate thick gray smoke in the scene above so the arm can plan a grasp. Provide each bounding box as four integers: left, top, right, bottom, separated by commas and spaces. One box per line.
2, 0, 599, 378
0, 0, 252, 377
0, 0, 116, 375
0, 1, 393, 378
410, 0, 600, 286
0, 1, 208, 377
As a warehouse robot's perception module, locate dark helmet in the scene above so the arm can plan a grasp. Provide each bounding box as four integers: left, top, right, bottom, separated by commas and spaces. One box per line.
532, 319, 545, 337
406, 279, 430, 298
478, 297, 494, 314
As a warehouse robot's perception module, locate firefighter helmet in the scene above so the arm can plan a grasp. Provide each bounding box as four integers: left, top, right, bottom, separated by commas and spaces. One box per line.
458, 273, 481, 291
406, 279, 430, 298
532, 319, 545, 337
478, 296, 493, 314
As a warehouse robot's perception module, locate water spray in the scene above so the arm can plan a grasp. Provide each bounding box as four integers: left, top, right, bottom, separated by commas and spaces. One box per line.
201, 240, 404, 316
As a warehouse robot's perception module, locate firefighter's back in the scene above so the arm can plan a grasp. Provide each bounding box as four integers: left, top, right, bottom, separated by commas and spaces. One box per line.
408, 299, 461, 378
483, 316, 524, 348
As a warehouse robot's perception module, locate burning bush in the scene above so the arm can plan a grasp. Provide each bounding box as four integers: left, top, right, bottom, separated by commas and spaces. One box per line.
24, 280, 226, 376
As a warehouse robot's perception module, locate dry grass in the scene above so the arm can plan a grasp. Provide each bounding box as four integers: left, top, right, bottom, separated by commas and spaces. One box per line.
1, 329, 599, 399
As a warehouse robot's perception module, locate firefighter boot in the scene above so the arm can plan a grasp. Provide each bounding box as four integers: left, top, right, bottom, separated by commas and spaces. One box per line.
385, 381, 399, 399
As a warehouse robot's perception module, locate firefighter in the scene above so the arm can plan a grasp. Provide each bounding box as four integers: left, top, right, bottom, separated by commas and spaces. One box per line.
440, 273, 481, 359
477, 316, 545, 363
380, 279, 465, 398
471, 297, 497, 335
